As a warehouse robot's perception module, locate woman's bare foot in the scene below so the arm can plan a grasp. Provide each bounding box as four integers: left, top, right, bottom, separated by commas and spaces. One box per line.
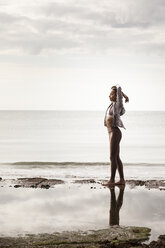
102, 180, 115, 186
114, 179, 125, 185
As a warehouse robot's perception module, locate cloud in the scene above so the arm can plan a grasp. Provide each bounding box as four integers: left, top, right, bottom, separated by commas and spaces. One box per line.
0, 0, 164, 55
0, 11, 82, 54
38, 0, 165, 29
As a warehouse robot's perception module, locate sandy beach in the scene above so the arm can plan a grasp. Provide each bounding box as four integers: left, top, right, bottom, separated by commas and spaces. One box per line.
0, 163, 165, 247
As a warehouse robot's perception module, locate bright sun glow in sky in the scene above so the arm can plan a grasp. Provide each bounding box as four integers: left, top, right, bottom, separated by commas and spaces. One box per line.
0, 0, 165, 110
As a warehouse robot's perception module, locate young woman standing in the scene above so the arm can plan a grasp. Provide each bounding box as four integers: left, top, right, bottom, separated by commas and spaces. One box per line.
103, 85, 129, 186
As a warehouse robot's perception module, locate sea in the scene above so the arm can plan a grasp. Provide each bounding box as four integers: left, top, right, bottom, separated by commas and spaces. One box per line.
0, 110, 164, 164
0, 110, 165, 240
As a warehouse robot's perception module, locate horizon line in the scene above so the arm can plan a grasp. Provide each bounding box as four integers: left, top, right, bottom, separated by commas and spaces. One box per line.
0, 109, 164, 111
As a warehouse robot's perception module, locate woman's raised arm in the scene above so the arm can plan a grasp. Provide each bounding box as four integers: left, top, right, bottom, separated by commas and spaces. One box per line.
122, 92, 129, 103
116, 86, 124, 108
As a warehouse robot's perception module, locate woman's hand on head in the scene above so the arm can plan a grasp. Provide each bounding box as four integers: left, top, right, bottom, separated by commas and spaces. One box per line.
122, 92, 129, 103
125, 96, 129, 103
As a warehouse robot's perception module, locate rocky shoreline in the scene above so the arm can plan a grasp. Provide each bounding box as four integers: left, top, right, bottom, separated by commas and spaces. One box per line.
0, 226, 164, 248
0, 177, 165, 190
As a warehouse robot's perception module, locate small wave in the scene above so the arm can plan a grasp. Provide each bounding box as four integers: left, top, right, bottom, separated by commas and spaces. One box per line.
0, 161, 165, 166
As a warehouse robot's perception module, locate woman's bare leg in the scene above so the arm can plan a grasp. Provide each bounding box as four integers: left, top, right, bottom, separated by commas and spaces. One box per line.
102, 127, 120, 186
117, 156, 124, 180
115, 129, 125, 185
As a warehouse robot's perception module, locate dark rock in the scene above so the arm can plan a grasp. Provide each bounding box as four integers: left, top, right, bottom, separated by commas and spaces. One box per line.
159, 234, 165, 241
0, 226, 151, 248
74, 179, 96, 184
14, 185, 21, 188
126, 180, 165, 190
12, 177, 65, 188
41, 184, 50, 189
30, 185, 37, 188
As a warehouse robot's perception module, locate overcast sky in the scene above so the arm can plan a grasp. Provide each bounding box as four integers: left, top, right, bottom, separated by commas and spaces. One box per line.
0, 0, 165, 110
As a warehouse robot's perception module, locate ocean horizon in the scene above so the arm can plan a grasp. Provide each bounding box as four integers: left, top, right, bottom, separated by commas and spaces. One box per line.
0, 110, 164, 164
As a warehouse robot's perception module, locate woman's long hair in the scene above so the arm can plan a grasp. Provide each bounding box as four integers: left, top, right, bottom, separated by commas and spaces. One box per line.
111, 85, 117, 91
111, 86, 117, 99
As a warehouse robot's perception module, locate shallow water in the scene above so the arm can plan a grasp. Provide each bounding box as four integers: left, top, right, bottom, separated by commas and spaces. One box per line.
0, 110, 164, 243
0, 163, 165, 181
0, 183, 164, 243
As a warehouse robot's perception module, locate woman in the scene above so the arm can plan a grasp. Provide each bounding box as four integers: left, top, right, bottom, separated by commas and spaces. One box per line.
102, 85, 129, 186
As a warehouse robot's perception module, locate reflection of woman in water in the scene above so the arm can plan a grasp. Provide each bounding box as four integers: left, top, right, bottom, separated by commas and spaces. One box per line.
109, 185, 125, 225
102, 85, 129, 186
